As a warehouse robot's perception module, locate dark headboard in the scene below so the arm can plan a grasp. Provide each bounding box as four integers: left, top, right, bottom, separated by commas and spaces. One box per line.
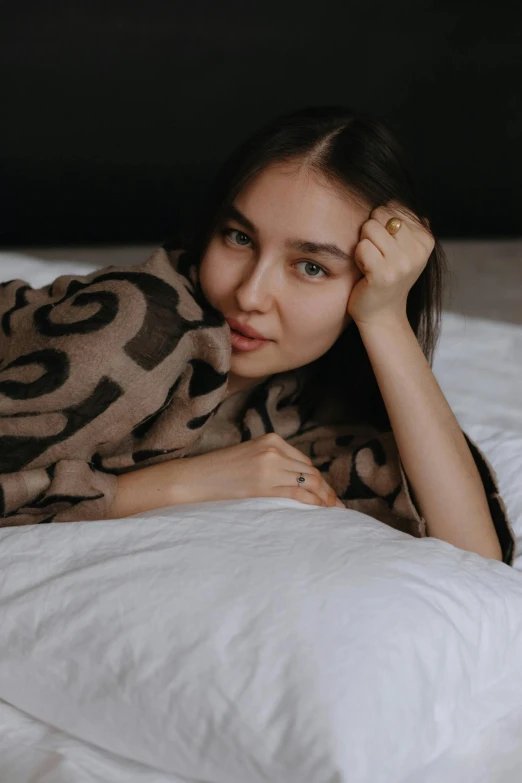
2, 0, 521, 244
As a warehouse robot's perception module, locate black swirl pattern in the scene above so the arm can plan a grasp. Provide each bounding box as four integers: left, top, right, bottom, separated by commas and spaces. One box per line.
0, 349, 69, 400
0, 376, 123, 472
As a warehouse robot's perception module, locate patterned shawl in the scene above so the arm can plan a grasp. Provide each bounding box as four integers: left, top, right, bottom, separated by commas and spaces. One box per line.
0, 246, 515, 564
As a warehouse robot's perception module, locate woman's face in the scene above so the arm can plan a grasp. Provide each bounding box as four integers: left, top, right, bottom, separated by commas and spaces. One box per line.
199, 161, 369, 398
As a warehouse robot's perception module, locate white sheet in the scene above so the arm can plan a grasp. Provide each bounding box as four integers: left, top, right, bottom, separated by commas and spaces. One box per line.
1, 251, 522, 782
3, 700, 522, 783
433, 313, 522, 433
1, 502, 522, 783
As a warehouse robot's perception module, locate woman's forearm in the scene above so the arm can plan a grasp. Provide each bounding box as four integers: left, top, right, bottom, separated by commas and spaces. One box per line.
105, 458, 195, 519
357, 315, 503, 561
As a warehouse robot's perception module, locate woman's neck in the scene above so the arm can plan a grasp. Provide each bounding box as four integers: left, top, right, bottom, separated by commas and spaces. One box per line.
225, 373, 271, 399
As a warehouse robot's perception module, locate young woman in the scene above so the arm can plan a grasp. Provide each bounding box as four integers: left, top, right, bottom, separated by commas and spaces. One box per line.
0, 105, 514, 564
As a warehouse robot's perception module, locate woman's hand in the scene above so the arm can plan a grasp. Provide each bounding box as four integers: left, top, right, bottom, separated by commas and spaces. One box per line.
172, 433, 344, 508
347, 203, 435, 328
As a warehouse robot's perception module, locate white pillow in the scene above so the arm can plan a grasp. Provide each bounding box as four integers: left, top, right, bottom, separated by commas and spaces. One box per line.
1, 499, 522, 783
433, 312, 522, 432
0, 252, 101, 288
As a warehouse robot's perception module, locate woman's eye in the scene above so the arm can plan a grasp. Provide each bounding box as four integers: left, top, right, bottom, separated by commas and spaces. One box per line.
225, 228, 251, 246
296, 261, 328, 280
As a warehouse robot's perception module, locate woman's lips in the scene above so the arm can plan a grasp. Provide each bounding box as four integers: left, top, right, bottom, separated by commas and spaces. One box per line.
230, 329, 271, 352
226, 317, 269, 341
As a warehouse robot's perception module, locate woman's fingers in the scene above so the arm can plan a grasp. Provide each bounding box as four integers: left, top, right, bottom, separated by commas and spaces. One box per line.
354, 237, 383, 277
371, 203, 435, 256
282, 466, 338, 507
276, 486, 338, 508
359, 218, 395, 256
254, 433, 339, 508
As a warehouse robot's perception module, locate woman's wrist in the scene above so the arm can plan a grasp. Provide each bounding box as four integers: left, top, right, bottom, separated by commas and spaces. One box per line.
106, 458, 196, 519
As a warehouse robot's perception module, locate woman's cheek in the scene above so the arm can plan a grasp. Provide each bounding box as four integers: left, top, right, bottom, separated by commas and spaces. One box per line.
199, 254, 227, 306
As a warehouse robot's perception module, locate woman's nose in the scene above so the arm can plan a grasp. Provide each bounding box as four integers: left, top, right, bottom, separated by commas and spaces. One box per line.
235, 261, 279, 308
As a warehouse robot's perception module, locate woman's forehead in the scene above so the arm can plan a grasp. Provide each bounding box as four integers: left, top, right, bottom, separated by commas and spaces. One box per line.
233, 166, 369, 248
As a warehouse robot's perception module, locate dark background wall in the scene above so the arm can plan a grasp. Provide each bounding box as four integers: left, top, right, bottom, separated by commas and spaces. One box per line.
1, 0, 521, 245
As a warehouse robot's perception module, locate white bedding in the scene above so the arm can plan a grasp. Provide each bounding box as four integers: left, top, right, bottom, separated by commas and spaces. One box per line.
0, 251, 521, 782
1, 502, 522, 783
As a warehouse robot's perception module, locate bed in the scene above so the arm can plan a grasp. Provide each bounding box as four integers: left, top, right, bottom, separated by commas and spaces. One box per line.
0, 248, 521, 783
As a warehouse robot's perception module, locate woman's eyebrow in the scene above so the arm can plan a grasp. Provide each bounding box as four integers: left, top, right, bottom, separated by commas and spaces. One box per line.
222, 204, 355, 264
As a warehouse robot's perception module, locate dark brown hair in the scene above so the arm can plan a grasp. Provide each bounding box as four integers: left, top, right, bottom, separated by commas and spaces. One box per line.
171, 105, 450, 430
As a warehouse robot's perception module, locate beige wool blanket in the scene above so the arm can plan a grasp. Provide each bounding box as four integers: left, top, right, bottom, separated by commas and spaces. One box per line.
0, 246, 515, 564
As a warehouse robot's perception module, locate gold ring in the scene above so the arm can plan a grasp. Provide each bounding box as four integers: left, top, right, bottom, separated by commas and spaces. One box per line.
385, 217, 402, 236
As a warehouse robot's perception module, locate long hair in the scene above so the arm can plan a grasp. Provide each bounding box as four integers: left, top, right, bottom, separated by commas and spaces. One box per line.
168, 106, 450, 430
